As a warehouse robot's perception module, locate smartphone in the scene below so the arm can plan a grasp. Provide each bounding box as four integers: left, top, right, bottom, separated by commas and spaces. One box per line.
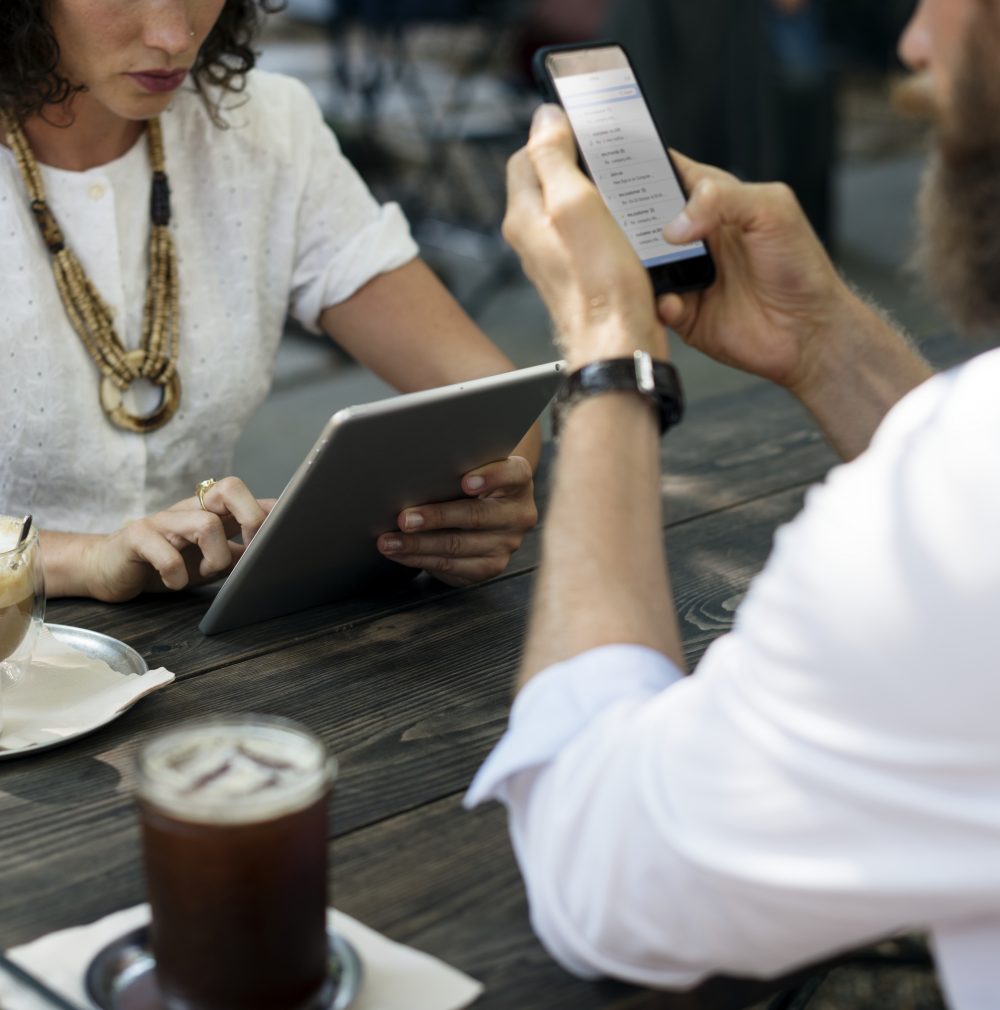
533, 42, 715, 294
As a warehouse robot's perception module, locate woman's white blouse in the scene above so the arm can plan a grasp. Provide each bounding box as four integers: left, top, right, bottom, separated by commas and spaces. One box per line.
0, 70, 418, 533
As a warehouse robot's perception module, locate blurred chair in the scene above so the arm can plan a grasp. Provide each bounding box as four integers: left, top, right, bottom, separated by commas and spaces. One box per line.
324, 0, 624, 313
328, 0, 531, 221
326, 0, 539, 313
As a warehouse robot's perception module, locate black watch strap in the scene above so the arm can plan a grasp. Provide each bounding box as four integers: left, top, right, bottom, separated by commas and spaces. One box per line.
553, 351, 684, 436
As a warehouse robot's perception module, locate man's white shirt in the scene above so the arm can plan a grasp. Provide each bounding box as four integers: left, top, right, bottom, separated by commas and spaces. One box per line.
466, 346, 1000, 1010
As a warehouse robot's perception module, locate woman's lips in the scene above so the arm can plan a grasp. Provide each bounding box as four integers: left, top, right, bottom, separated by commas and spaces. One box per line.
129, 69, 188, 94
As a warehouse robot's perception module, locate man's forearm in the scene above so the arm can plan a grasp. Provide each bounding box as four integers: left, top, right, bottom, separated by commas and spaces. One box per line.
790, 292, 934, 460
519, 392, 684, 688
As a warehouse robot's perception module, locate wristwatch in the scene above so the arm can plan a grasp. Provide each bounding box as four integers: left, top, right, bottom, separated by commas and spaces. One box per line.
553, 350, 685, 436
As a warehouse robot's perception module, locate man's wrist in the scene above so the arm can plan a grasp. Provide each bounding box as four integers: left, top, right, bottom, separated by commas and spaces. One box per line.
784, 289, 933, 459
558, 317, 668, 372
788, 291, 930, 405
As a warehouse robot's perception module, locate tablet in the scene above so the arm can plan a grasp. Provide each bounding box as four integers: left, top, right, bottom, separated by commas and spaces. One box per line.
199, 361, 563, 634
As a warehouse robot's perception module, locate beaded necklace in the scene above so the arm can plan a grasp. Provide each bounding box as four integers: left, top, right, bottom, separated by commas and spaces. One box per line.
0, 109, 181, 433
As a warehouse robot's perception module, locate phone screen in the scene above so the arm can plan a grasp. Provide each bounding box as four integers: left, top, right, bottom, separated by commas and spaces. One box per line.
544, 45, 709, 274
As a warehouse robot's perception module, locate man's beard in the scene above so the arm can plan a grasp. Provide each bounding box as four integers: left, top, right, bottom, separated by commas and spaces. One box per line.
915, 5, 1000, 337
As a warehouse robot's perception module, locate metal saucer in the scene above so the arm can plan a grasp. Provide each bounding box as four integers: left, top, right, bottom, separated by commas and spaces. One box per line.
0, 623, 149, 760
84, 924, 361, 1010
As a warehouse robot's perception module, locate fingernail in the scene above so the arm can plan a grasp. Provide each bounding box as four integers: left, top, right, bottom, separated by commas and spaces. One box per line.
664, 210, 693, 244
381, 537, 402, 554
531, 103, 563, 133
403, 512, 424, 530
465, 475, 485, 492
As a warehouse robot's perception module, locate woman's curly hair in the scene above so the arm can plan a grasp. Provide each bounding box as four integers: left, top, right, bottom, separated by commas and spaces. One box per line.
0, 0, 287, 122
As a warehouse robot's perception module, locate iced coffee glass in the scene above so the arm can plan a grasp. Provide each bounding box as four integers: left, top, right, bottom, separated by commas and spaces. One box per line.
136, 716, 336, 1010
0, 516, 45, 736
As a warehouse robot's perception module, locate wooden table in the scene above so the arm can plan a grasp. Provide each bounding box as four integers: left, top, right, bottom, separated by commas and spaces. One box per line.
0, 338, 961, 1009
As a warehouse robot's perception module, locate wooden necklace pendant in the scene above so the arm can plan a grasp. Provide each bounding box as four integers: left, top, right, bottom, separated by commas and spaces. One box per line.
99, 349, 182, 434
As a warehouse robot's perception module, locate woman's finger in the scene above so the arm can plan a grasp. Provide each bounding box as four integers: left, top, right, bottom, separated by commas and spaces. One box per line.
378, 529, 521, 561
461, 455, 533, 497
396, 491, 537, 536
388, 551, 512, 587
165, 511, 233, 574
170, 476, 269, 542
119, 520, 191, 591
202, 476, 269, 545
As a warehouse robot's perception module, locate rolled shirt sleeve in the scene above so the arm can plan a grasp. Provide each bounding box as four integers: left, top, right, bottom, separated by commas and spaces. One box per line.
283, 78, 419, 332
465, 644, 683, 808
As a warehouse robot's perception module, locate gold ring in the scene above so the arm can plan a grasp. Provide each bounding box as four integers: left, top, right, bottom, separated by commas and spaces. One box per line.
196, 478, 217, 510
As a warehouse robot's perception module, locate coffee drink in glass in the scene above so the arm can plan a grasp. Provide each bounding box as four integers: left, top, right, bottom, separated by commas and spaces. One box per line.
0, 516, 45, 736
136, 716, 335, 1010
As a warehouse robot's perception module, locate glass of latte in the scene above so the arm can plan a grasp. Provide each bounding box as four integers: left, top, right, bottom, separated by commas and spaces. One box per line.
136, 716, 336, 1010
0, 515, 45, 735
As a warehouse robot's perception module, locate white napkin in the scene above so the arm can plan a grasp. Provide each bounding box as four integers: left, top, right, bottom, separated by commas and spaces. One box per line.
0, 626, 173, 753
4, 904, 484, 1010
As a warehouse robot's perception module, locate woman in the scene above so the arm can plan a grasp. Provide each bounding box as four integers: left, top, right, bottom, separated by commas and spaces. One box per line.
0, 0, 539, 603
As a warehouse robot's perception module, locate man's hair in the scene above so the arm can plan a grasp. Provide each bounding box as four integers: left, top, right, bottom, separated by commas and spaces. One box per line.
0, 0, 286, 122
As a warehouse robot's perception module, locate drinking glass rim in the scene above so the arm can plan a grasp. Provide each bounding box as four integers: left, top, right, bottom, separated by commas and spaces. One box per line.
0, 524, 38, 563
135, 714, 336, 823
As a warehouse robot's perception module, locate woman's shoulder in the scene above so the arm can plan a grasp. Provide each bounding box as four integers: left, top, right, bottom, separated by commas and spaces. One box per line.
233, 68, 321, 122
167, 69, 327, 160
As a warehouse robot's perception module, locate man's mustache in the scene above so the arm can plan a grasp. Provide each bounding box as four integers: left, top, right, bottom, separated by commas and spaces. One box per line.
891, 72, 938, 121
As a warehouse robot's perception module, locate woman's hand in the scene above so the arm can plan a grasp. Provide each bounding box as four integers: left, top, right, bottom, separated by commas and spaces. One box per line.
658, 152, 861, 396
60, 477, 274, 602
377, 456, 537, 587
503, 105, 667, 369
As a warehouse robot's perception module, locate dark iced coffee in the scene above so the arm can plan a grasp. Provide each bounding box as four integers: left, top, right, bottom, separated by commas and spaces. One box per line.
136, 717, 335, 1010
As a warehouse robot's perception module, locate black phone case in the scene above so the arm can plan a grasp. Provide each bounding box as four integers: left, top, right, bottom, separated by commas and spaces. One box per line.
531, 41, 715, 295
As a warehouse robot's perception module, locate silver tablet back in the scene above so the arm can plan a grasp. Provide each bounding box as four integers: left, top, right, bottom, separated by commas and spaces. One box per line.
199, 362, 562, 634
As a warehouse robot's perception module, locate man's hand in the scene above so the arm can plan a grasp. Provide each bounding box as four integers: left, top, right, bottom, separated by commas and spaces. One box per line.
46, 477, 274, 602
659, 152, 857, 396
503, 105, 667, 369
377, 456, 536, 587
659, 153, 932, 457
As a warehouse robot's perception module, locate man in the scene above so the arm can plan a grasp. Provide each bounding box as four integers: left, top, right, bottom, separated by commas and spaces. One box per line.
464, 1, 1000, 1007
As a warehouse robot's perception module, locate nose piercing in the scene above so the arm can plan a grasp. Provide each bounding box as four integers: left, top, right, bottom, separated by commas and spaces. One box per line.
189, 30, 196, 37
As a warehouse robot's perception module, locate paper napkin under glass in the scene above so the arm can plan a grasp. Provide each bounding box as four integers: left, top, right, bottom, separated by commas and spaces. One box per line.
0, 626, 173, 753
4, 904, 484, 1010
